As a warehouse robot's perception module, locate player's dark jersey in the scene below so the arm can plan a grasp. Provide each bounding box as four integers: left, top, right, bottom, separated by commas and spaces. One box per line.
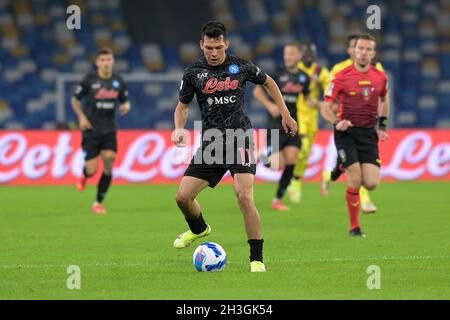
73, 71, 128, 134
179, 55, 267, 135
267, 66, 310, 130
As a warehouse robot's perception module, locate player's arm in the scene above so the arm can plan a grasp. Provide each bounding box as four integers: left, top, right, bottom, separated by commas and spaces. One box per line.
320, 78, 352, 131
252, 85, 280, 118
71, 77, 92, 130
71, 97, 92, 130
172, 102, 190, 147
262, 75, 297, 135
172, 69, 194, 147
377, 77, 390, 141
118, 78, 131, 116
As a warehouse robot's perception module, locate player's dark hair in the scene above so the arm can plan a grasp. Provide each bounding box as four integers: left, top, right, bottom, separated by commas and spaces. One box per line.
357, 33, 376, 43
356, 33, 377, 48
201, 21, 227, 40
300, 42, 317, 52
284, 42, 302, 51
97, 47, 114, 57
346, 33, 361, 48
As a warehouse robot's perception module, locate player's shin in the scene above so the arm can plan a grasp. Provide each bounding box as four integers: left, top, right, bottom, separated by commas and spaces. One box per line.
276, 165, 295, 200
346, 186, 361, 230
96, 173, 112, 203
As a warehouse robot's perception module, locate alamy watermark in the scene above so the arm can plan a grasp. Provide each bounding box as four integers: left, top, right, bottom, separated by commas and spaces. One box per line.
172, 121, 281, 166
366, 5, 381, 30
66, 265, 81, 290
66, 5, 81, 30
366, 265, 381, 290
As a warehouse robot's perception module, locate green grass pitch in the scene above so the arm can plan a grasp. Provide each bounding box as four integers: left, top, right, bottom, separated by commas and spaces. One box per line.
0, 181, 449, 299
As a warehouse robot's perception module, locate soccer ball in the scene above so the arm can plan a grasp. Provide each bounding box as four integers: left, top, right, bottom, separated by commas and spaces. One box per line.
193, 242, 227, 272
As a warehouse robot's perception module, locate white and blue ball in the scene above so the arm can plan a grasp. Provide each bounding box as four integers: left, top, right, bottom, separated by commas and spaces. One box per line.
193, 242, 227, 272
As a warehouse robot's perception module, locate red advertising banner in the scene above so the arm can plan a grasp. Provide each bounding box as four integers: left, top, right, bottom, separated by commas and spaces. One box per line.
0, 130, 449, 185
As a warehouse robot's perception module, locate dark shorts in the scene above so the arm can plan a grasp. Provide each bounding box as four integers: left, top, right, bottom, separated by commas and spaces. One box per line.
266, 129, 301, 156
334, 127, 380, 168
184, 139, 256, 188
82, 130, 117, 161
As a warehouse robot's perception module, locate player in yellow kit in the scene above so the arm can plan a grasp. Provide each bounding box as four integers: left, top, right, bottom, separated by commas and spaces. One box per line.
321, 34, 388, 214
287, 43, 330, 203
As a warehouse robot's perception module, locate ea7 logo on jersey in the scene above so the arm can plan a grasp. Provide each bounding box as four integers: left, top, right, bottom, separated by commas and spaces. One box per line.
197, 72, 208, 79
207, 96, 237, 105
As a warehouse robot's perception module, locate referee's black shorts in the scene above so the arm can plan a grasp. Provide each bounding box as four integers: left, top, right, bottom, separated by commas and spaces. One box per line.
334, 127, 380, 168
82, 129, 117, 161
184, 138, 256, 188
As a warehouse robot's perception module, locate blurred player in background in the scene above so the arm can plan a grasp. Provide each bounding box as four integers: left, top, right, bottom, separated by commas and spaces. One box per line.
320, 34, 389, 237
286, 43, 330, 203
72, 47, 131, 214
171, 21, 297, 272
253, 42, 310, 211
322, 34, 388, 214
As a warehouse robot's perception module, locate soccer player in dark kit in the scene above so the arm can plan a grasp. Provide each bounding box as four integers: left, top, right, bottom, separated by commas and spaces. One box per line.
320, 34, 389, 238
72, 47, 131, 214
171, 21, 297, 272
253, 42, 310, 211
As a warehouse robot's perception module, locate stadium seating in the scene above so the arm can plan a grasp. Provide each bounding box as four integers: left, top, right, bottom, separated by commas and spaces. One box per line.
0, 0, 449, 129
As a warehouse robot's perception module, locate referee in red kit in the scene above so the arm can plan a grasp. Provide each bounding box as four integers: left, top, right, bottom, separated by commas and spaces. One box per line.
320, 34, 389, 237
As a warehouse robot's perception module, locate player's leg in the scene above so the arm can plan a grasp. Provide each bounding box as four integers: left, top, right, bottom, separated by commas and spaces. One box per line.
92, 149, 116, 214
359, 130, 381, 214
173, 176, 212, 248
78, 158, 99, 191
288, 130, 313, 203
175, 176, 209, 219
273, 146, 299, 210
77, 132, 100, 191
345, 161, 365, 237
267, 151, 285, 171
360, 163, 380, 214
233, 173, 265, 272
321, 156, 345, 196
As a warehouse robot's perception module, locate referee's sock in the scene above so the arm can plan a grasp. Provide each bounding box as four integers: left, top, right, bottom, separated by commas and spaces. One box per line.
96, 173, 112, 203
275, 165, 295, 199
346, 186, 360, 230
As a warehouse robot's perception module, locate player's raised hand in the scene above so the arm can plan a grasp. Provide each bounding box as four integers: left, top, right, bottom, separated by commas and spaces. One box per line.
377, 129, 389, 142
282, 114, 298, 137
79, 116, 92, 131
171, 128, 189, 147
335, 119, 353, 131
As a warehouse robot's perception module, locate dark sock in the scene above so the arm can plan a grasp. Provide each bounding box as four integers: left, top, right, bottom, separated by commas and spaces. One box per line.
331, 162, 344, 181
185, 212, 207, 235
96, 173, 112, 203
248, 239, 264, 262
275, 165, 295, 199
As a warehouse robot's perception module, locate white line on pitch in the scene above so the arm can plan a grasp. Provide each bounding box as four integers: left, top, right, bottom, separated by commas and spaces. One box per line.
1, 255, 449, 270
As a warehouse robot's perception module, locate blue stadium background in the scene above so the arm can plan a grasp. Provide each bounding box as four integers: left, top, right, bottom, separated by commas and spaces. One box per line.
0, 0, 449, 130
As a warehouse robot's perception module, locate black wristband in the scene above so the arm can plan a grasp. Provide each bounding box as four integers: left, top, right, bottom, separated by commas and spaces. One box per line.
378, 116, 388, 130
